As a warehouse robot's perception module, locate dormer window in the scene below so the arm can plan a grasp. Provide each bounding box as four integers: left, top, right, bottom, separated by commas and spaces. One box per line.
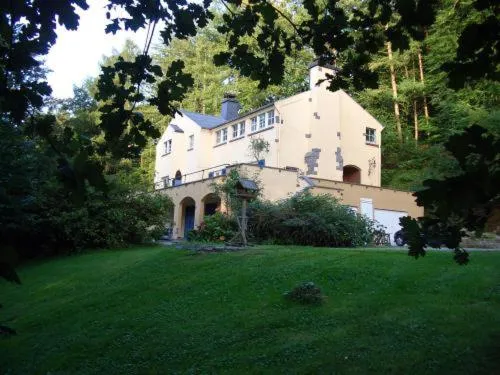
365, 128, 376, 144
164, 139, 172, 154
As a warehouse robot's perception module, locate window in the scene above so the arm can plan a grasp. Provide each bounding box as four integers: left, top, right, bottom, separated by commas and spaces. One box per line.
164, 139, 172, 154
233, 121, 245, 138
251, 117, 257, 132
365, 127, 376, 144
188, 135, 194, 150
161, 176, 169, 188
216, 128, 228, 144
258, 113, 266, 129
267, 110, 275, 126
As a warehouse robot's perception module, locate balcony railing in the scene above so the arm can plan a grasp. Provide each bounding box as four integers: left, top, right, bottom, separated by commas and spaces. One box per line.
155, 164, 230, 190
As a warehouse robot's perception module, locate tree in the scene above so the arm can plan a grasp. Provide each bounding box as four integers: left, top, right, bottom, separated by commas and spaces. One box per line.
1, 0, 498, 269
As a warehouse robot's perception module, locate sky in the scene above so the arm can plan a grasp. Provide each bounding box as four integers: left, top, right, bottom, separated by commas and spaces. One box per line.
46, 0, 149, 99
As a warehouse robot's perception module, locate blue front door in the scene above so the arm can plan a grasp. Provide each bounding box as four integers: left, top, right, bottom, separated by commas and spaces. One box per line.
184, 206, 195, 238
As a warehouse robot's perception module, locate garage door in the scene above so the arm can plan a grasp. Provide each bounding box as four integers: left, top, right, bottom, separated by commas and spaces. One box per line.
374, 209, 407, 246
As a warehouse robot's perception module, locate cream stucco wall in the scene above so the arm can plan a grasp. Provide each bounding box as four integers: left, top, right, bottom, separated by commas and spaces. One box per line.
159, 164, 422, 239
155, 84, 384, 188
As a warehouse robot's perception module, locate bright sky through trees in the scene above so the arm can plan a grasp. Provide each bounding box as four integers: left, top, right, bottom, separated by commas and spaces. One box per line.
46, 0, 149, 98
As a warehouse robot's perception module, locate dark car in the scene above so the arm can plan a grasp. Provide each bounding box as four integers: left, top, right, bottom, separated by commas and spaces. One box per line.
394, 229, 444, 248
394, 229, 406, 246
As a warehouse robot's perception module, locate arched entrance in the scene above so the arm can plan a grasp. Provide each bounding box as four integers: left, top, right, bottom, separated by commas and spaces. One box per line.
343, 165, 361, 184
179, 197, 196, 238
202, 193, 221, 217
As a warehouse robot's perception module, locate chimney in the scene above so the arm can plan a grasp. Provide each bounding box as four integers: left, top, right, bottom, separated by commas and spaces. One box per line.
308, 58, 336, 90
221, 93, 241, 120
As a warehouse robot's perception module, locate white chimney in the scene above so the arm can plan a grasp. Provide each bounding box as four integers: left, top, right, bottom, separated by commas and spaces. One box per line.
308, 59, 336, 90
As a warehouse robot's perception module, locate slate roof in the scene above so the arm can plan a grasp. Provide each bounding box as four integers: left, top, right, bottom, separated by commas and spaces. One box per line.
179, 102, 275, 130
237, 178, 259, 191
170, 124, 184, 133
180, 110, 226, 129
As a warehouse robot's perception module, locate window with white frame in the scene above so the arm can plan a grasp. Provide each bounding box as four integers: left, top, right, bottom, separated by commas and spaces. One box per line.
188, 134, 194, 150
258, 113, 266, 129
267, 110, 275, 126
232, 121, 245, 138
365, 127, 376, 144
164, 139, 172, 154
251, 117, 257, 132
216, 128, 228, 144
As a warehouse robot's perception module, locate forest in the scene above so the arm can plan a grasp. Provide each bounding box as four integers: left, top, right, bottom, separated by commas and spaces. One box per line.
0, 0, 498, 271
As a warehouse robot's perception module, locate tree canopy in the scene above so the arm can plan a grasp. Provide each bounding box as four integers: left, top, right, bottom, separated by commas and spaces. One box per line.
0, 0, 498, 273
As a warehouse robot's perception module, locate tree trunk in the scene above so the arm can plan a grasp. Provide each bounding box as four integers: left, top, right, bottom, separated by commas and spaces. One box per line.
413, 100, 419, 141
386, 42, 402, 142
418, 48, 429, 122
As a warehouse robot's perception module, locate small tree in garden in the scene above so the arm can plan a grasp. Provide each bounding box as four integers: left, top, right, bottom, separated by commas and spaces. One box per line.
248, 138, 270, 164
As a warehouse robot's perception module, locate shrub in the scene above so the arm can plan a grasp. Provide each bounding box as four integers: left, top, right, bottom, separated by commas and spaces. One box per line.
20, 183, 173, 257
284, 281, 324, 305
248, 192, 375, 247
187, 212, 237, 242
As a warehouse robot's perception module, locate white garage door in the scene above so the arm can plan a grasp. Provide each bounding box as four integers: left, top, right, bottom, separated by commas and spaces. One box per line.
374, 209, 408, 246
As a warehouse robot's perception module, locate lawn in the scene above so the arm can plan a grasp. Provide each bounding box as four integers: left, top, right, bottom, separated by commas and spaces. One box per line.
1, 246, 499, 374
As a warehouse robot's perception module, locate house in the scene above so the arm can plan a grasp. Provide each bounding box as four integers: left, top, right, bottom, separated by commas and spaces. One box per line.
155, 61, 423, 242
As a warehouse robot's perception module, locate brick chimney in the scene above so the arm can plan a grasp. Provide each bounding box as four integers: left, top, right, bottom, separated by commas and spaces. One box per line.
221, 93, 241, 120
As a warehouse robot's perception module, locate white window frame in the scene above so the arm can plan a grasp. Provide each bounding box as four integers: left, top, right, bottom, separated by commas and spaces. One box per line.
232, 124, 238, 139
188, 134, 194, 150
258, 113, 266, 129
216, 130, 222, 144
165, 139, 172, 154
222, 128, 228, 142
365, 127, 376, 144
238, 121, 245, 136
267, 110, 275, 126
251, 117, 257, 132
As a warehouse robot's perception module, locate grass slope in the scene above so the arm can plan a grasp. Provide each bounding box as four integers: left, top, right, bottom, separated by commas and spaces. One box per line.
1, 246, 499, 374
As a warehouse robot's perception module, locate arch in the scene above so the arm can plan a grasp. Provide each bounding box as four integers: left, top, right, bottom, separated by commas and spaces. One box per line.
179, 196, 196, 238
201, 193, 222, 217
343, 165, 361, 184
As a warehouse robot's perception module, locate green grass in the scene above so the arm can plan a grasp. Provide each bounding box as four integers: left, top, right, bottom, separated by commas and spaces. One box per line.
1, 246, 499, 374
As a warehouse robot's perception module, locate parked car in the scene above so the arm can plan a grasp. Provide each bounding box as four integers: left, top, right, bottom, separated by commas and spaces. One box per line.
394, 229, 444, 248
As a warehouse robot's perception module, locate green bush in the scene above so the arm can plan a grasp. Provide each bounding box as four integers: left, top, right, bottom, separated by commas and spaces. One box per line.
248, 192, 376, 247
187, 212, 237, 242
20, 184, 173, 257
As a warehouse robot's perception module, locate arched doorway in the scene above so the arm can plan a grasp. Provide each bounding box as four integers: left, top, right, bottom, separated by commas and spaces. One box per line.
343, 165, 361, 184
179, 197, 196, 238
202, 193, 221, 217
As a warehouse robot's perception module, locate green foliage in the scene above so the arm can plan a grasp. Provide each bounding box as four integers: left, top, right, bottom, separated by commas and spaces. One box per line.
248, 137, 270, 163
248, 192, 375, 247
401, 125, 499, 264
187, 213, 238, 242
284, 281, 324, 305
